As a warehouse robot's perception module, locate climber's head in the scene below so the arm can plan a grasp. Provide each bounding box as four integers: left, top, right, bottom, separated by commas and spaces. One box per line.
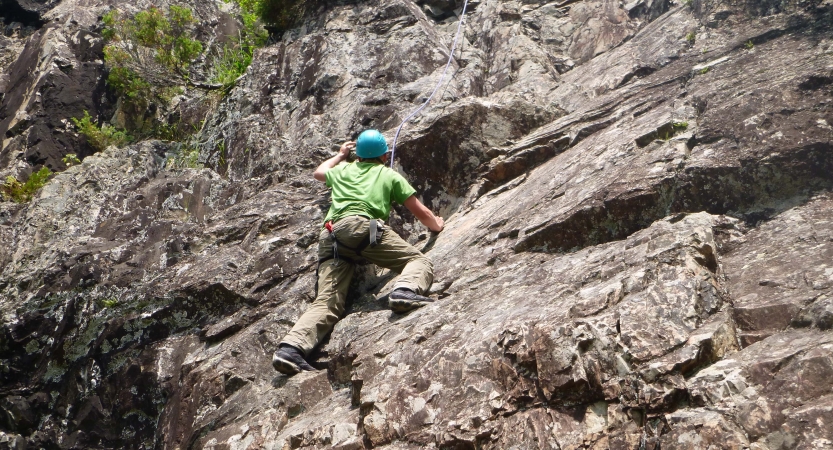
355, 129, 389, 161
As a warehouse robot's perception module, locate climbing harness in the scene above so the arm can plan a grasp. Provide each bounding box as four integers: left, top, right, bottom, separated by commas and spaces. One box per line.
314, 217, 382, 296
389, 0, 471, 168
320, 217, 383, 265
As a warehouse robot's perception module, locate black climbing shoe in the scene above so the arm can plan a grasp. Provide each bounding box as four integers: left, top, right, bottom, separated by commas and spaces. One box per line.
272, 345, 315, 375
389, 288, 434, 313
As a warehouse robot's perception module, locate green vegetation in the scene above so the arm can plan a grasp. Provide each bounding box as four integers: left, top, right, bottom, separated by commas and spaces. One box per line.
97, 3, 267, 160
212, 46, 254, 88
744, 40, 754, 49
167, 143, 203, 169
682, 0, 692, 6
102, 6, 203, 88
658, 121, 689, 141
71, 111, 132, 152
99, 298, 119, 308
218, 140, 227, 168
1, 167, 52, 203
103, 3, 267, 96
699, 67, 710, 75
101, 7, 205, 136
62, 154, 81, 167
214, 0, 269, 88
685, 32, 696, 44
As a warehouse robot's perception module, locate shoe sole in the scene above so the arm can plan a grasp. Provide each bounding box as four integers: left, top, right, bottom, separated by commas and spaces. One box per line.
389, 299, 430, 313
272, 355, 301, 375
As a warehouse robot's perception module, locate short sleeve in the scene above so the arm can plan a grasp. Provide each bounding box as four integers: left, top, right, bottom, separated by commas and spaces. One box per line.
325, 163, 344, 188
390, 171, 416, 204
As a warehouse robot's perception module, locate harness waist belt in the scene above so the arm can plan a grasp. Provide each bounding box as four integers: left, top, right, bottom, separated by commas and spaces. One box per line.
321, 217, 383, 264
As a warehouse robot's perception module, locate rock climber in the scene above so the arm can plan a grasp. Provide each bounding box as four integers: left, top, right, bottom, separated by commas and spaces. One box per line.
272, 129, 445, 375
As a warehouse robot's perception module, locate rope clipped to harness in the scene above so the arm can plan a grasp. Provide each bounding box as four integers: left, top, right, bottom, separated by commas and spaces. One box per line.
389, 0, 471, 168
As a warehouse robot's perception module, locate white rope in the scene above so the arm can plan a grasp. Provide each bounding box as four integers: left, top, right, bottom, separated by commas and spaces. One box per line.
389, 0, 470, 167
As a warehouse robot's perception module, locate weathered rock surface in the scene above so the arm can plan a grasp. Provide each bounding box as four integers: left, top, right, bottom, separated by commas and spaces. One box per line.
0, 0, 242, 178
1, 0, 60, 19
0, 20, 107, 177
723, 193, 833, 346
1, 0, 832, 448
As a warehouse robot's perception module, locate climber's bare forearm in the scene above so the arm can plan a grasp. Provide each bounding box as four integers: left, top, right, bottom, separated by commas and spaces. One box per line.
404, 196, 444, 232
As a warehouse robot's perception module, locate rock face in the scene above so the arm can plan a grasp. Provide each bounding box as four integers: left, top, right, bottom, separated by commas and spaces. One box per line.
0, 0, 235, 179
1, 0, 832, 448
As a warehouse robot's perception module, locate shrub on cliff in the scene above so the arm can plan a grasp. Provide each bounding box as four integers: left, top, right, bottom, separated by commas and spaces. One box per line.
62, 154, 81, 167
1, 167, 52, 203
167, 142, 204, 170
101, 4, 267, 142
102, 6, 206, 135
212, 0, 268, 87
71, 111, 132, 152
102, 6, 204, 91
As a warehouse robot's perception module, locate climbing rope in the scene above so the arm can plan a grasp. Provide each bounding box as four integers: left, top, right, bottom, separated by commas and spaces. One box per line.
389, 0, 471, 167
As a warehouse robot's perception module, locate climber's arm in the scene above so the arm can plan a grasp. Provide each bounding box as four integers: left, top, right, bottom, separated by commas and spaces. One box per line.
404, 196, 444, 232
313, 141, 355, 182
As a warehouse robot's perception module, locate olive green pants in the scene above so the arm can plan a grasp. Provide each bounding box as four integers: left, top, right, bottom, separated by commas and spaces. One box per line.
281, 215, 434, 355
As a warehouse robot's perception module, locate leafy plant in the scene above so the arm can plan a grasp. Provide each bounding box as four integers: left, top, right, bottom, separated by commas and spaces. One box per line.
62, 154, 81, 167
104, 63, 152, 108
744, 40, 754, 49
657, 121, 689, 141
102, 7, 207, 138
218, 140, 227, 168
154, 120, 185, 142
213, 0, 268, 88
212, 46, 252, 87
71, 111, 132, 152
1, 167, 52, 203
685, 32, 696, 44
101, 5, 266, 143
167, 144, 203, 169
699, 67, 710, 75
99, 298, 119, 308
103, 7, 203, 88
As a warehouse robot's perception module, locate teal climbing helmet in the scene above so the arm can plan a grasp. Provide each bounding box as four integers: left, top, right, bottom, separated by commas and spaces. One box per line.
355, 129, 389, 159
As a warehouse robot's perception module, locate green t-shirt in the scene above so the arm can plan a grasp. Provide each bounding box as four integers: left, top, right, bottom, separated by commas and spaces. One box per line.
323, 161, 416, 223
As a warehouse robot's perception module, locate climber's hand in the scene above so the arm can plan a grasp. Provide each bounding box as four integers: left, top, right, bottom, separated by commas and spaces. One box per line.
339, 141, 355, 158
